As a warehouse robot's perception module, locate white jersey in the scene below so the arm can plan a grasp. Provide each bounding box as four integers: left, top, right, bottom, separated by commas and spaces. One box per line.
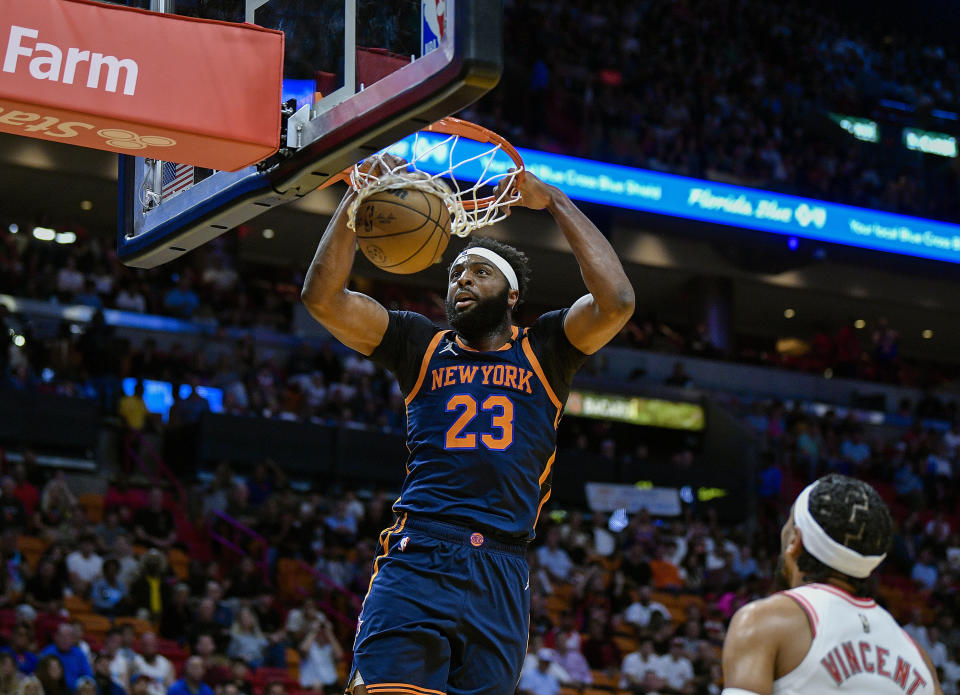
773, 583, 935, 695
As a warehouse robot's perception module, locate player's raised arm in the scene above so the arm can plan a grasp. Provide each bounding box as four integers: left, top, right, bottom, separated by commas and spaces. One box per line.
510, 173, 634, 354
301, 172, 391, 356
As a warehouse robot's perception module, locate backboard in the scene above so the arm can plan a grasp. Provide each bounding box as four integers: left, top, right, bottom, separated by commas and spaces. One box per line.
116, 0, 502, 268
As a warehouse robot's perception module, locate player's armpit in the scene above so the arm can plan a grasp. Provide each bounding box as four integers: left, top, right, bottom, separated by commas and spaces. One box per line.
722, 594, 810, 695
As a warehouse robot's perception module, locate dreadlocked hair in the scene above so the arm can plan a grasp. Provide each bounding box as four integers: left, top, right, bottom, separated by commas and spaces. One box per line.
796, 474, 893, 596
459, 237, 531, 306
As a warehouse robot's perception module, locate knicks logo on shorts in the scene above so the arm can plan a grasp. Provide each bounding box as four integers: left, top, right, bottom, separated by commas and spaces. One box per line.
470, 532, 484, 547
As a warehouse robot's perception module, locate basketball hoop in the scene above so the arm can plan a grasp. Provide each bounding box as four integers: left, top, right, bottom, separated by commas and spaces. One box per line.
325, 117, 525, 238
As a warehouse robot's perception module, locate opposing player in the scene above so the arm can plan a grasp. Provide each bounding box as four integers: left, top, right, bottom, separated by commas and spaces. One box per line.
722, 474, 942, 695
301, 160, 634, 695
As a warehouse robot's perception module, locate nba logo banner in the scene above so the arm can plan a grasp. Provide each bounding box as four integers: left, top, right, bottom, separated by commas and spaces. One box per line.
421, 0, 445, 56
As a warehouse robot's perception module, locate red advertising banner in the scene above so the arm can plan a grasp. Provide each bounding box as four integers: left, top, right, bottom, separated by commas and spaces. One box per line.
0, 0, 283, 171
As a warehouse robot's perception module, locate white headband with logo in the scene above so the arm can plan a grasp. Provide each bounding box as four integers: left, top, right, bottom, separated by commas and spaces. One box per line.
793, 481, 886, 579
455, 247, 518, 291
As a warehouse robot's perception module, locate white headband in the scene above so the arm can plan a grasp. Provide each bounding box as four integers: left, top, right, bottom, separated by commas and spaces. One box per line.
455, 247, 519, 291
793, 481, 886, 579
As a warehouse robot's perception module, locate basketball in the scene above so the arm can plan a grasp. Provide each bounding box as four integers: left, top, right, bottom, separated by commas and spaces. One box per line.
354, 188, 451, 274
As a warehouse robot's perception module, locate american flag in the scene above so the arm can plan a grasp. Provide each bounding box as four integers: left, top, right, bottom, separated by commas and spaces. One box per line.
160, 162, 194, 200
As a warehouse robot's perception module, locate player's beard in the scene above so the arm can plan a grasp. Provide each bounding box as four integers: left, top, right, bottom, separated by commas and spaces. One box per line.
446, 285, 511, 342
773, 554, 791, 591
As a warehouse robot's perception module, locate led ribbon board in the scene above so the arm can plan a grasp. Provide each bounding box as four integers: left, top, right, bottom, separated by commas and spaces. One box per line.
565, 390, 705, 431
388, 135, 960, 264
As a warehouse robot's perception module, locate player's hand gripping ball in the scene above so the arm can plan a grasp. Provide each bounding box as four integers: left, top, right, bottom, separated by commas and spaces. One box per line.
354, 154, 451, 274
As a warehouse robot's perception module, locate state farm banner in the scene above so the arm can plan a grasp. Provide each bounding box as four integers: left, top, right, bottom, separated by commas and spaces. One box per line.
0, 0, 283, 171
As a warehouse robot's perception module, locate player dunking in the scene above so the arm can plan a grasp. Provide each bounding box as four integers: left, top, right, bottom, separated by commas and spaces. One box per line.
301, 160, 634, 695
722, 474, 943, 695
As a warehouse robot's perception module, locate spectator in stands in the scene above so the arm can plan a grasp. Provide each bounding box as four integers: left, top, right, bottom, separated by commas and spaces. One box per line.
24, 557, 65, 613
323, 500, 358, 547
227, 659, 253, 695
75, 675, 100, 695
40, 472, 78, 528
264, 682, 286, 695
35, 655, 68, 695
166, 657, 213, 695
536, 527, 574, 583
160, 583, 192, 644
69, 623, 93, 669
943, 645, 960, 695
623, 585, 672, 630
660, 637, 695, 693
297, 616, 344, 693
40, 624, 92, 692
11, 462, 40, 518
92, 655, 125, 695
203, 582, 233, 630
115, 625, 139, 677
840, 428, 871, 470
133, 490, 176, 551
189, 600, 228, 651
17, 676, 43, 695
99, 629, 130, 691
65, 534, 103, 598
119, 381, 150, 434
0, 530, 25, 598
90, 558, 127, 616
284, 598, 325, 645
127, 550, 173, 622
94, 509, 126, 554
0, 476, 27, 529
0, 651, 24, 694
928, 626, 950, 670
163, 274, 200, 319
589, 512, 616, 558
222, 484, 255, 529
649, 543, 683, 590
112, 535, 141, 590
620, 638, 666, 693
55, 258, 84, 299
581, 621, 620, 670
75, 281, 103, 310
130, 674, 151, 695
518, 648, 561, 695
731, 545, 758, 580
115, 278, 148, 314
912, 547, 940, 591
225, 557, 263, 600
1, 623, 38, 675
191, 634, 231, 690
131, 633, 174, 695
554, 632, 592, 689
226, 607, 268, 668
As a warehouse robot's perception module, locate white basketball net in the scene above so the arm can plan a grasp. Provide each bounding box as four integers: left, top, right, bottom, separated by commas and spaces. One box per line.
346, 130, 523, 238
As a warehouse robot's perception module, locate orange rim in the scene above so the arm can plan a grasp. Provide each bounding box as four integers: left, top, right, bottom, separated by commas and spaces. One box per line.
423, 117, 524, 210
318, 117, 524, 210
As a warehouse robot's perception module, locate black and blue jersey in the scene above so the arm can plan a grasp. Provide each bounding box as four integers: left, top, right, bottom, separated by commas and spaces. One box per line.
369, 309, 586, 540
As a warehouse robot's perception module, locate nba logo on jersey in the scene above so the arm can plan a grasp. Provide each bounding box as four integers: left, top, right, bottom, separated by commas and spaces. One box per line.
422, 0, 446, 55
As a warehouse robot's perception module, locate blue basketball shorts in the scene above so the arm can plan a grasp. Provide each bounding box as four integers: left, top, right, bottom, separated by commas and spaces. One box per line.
348, 514, 530, 695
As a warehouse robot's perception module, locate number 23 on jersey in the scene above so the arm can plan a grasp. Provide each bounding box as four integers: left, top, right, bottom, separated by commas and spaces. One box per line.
444, 394, 514, 450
